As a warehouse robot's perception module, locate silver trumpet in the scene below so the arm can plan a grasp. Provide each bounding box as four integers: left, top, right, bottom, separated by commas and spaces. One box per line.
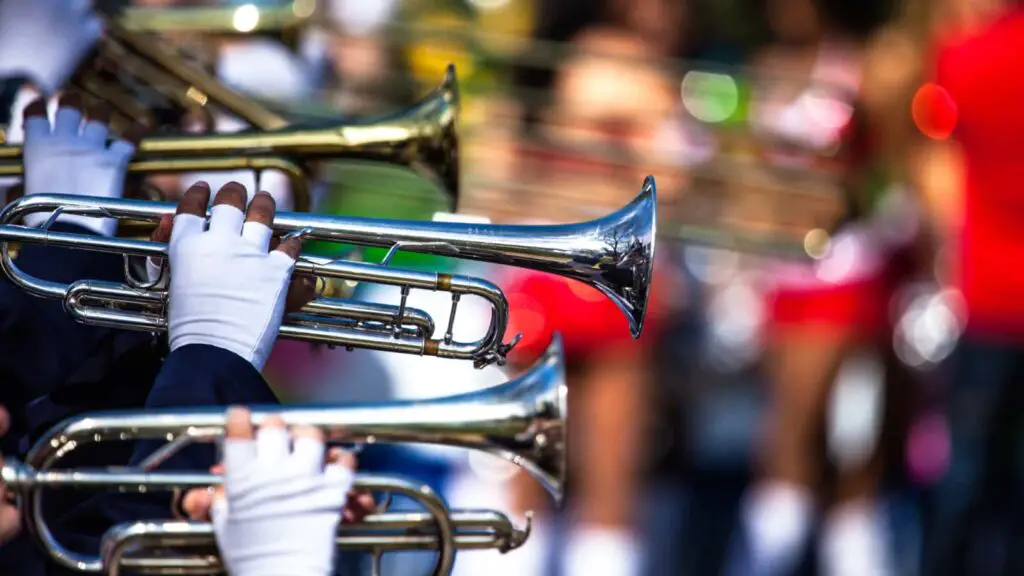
1, 336, 567, 575
0, 177, 657, 368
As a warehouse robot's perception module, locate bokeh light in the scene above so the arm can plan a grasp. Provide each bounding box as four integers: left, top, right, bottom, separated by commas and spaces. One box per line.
681, 71, 740, 124
912, 82, 958, 140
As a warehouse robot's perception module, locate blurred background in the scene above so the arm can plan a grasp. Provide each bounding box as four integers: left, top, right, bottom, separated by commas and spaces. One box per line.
23, 0, 1014, 573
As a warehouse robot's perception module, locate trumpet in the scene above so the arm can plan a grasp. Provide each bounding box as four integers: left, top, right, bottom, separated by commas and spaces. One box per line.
0, 59, 461, 213
119, 1, 317, 36
1, 336, 568, 575
0, 177, 657, 367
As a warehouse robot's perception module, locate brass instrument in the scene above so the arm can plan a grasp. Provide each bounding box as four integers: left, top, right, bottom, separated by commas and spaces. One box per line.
0, 60, 461, 213
2, 336, 567, 575
0, 177, 657, 367
119, 1, 318, 37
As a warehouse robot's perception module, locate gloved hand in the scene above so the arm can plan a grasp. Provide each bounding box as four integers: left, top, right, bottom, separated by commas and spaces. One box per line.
212, 407, 354, 576
20, 94, 140, 236
0, 0, 102, 95
166, 182, 303, 371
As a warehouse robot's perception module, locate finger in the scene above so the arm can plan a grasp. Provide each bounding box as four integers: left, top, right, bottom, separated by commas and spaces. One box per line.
344, 491, 377, 522
107, 123, 146, 164
272, 235, 303, 262
325, 448, 357, 473
176, 182, 210, 218
22, 98, 51, 140
81, 102, 111, 147
208, 182, 247, 235
171, 183, 210, 244
0, 406, 9, 438
289, 426, 326, 475
226, 406, 255, 440
0, 504, 19, 544
181, 487, 214, 521
285, 276, 317, 313
324, 449, 357, 498
356, 491, 376, 512
53, 93, 84, 138
222, 407, 256, 473
255, 415, 289, 465
328, 448, 357, 471
241, 192, 274, 251
150, 214, 172, 243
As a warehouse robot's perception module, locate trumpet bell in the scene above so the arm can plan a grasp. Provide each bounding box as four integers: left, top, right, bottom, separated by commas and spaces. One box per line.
582, 175, 656, 338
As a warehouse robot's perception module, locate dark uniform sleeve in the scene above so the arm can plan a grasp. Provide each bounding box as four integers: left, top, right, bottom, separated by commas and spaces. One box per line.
47, 344, 278, 562
0, 223, 158, 451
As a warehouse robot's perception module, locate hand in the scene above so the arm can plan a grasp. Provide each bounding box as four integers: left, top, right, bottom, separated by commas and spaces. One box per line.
167, 182, 304, 370
0, 406, 20, 545
181, 407, 356, 576
148, 211, 317, 313
0, 0, 102, 94
20, 94, 143, 237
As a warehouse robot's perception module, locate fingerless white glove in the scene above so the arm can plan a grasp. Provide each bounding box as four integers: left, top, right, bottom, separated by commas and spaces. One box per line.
212, 426, 352, 576
21, 106, 136, 236
0, 0, 102, 95
167, 204, 296, 370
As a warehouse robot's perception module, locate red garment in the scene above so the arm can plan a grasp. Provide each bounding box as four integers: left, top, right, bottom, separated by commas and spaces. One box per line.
499, 267, 665, 365
932, 11, 1024, 337
765, 224, 912, 337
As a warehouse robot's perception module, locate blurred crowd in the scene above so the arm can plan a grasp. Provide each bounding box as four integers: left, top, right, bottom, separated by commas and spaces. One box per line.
17, 0, 1024, 574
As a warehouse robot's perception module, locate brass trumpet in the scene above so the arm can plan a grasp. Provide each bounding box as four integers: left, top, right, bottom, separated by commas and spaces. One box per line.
0, 58, 461, 213
119, 1, 318, 37
2, 336, 568, 575
0, 177, 657, 367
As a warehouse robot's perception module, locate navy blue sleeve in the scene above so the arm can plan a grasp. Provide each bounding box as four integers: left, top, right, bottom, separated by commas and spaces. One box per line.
131, 343, 279, 470
0, 223, 154, 453
49, 344, 279, 558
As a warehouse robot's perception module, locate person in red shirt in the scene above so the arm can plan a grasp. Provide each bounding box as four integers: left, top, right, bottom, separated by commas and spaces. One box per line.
916, 3, 1024, 574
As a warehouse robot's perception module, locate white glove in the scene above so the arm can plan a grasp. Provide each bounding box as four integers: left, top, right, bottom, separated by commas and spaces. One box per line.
212, 419, 352, 576
0, 0, 102, 95
167, 185, 298, 370
21, 98, 137, 236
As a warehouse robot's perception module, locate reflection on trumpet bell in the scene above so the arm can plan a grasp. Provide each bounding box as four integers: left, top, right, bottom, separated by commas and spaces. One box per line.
2, 336, 567, 574
0, 63, 461, 212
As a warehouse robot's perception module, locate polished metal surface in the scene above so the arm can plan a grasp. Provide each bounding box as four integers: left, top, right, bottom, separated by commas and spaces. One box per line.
2, 336, 567, 574
0, 177, 656, 367
0, 60, 461, 213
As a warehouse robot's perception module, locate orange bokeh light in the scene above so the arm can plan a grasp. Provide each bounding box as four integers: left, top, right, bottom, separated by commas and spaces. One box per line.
912, 83, 958, 140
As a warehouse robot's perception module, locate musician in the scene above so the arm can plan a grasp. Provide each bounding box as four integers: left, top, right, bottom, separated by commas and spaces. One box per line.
46, 180, 315, 558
